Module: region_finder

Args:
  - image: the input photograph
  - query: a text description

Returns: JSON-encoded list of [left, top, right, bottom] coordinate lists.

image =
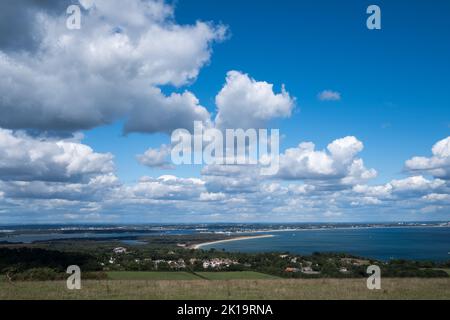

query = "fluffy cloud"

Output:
[[199, 192, 226, 202], [201, 164, 262, 194], [0, 129, 114, 182], [215, 71, 295, 129], [1, 128, 448, 222], [0, 128, 118, 204], [277, 136, 377, 187], [353, 184, 392, 198], [137, 144, 173, 169], [390, 176, 446, 193], [423, 193, 450, 202], [0, 174, 118, 201], [0, 0, 224, 133], [318, 90, 341, 101], [122, 175, 205, 201], [396, 138, 450, 215], [353, 176, 447, 203], [0, 2, 448, 223], [405, 136, 450, 179], [0, 0, 72, 52]]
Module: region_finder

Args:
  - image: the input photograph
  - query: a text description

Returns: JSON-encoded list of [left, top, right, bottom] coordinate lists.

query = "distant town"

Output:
[[1, 221, 449, 241]]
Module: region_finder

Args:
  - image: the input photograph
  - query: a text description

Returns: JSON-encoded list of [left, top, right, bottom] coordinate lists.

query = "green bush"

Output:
[[11, 268, 61, 281]]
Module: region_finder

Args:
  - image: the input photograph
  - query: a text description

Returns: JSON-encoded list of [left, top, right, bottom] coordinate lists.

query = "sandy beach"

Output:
[[190, 234, 275, 250]]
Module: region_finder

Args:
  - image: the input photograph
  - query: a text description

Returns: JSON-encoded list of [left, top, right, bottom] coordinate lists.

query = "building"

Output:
[[340, 258, 370, 266], [300, 265, 321, 275], [168, 259, 186, 269], [113, 247, 127, 254], [202, 258, 238, 269]]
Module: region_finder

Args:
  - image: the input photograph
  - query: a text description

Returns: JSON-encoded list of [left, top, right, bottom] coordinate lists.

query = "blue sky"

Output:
[[85, 0, 450, 183], [0, 0, 449, 223]]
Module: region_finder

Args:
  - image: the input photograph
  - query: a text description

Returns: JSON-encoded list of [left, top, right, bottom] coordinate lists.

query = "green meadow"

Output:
[[0, 274, 449, 300], [106, 271, 279, 281], [195, 272, 280, 280], [107, 271, 200, 281]]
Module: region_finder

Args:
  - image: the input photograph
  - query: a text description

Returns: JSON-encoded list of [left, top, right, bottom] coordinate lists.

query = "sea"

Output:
[[202, 227, 450, 261], [1, 224, 449, 261]]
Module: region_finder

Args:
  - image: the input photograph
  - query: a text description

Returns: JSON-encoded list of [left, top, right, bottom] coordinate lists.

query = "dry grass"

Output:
[[107, 271, 201, 280], [0, 278, 449, 300]]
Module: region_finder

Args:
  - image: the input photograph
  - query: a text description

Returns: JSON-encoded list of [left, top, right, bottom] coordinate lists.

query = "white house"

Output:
[[113, 247, 127, 254]]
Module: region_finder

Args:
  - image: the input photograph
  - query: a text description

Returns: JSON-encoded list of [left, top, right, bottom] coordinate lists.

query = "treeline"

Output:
[[81, 246, 450, 279], [0, 247, 102, 271], [0, 246, 449, 281], [0, 247, 103, 281]]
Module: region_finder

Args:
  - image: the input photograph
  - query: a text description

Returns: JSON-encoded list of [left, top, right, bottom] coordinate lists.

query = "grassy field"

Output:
[[0, 278, 449, 300], [107, 272, 200, 280], [107, 271, 279, 280], [196, 272, 280, 280]]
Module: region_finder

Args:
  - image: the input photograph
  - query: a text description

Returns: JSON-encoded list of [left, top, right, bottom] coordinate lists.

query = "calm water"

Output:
[[0, 230, 195, 244], [202, 227, 450, 261]]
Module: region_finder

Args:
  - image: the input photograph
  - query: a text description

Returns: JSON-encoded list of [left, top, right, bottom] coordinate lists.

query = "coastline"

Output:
[[190, 234, 275, 250], [211, 224, 450, 235]]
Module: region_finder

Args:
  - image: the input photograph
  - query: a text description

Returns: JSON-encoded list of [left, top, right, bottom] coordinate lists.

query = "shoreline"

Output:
[[190, 234, 275, 250], [209, 224, 450, 235]]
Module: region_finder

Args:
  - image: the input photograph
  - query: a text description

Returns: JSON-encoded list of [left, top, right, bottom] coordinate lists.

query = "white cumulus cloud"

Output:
[[137, 144, 173, 169], [215, 71, 295, 129], [405, 136, 450, 179], [0, 0, 225, 134], [0, 129, 114, 182], [277, 136, 376, 186]]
